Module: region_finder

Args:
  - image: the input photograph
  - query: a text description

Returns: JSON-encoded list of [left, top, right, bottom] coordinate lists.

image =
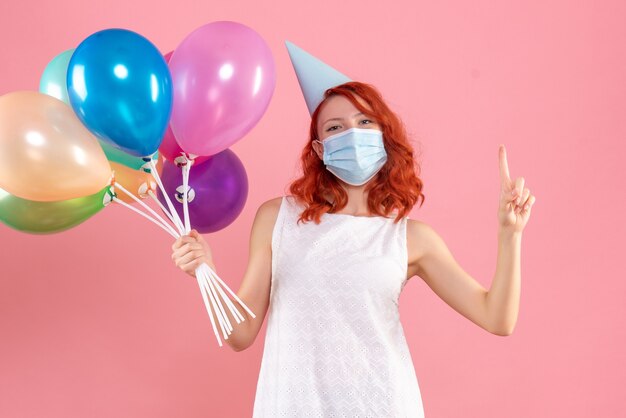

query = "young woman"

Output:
[[170, 50, 535, 418]]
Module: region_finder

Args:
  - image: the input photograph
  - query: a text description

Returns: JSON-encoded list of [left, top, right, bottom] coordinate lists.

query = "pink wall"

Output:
[[1, 0, 624, 416]]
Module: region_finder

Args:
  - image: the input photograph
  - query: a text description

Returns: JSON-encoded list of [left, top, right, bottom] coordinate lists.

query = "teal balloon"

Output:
[[39, 48, 75, 104], [100, 140, 159, 171], [67, 28, 173, 158], [0, 186, 111, 234]]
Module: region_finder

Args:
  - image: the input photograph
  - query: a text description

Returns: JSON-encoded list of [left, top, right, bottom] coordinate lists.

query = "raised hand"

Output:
[[498, 144, 536, 233]]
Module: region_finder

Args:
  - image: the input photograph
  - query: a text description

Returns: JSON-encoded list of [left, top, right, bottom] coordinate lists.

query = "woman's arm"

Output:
[[229, 197, 282, 350], [408, 220, 492, 334], [407, 145, 533, 337], [486, 229, 522, 335], [408, 220, 521, 336]]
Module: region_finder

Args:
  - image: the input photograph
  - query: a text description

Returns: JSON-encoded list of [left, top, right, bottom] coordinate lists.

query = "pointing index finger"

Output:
[[499, 144, 512, 186]]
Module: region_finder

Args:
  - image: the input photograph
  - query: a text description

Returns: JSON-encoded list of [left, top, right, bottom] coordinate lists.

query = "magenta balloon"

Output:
[[159, 124, 209, 165], [158, 51, 210, 165], [168, 21, 276, 157]]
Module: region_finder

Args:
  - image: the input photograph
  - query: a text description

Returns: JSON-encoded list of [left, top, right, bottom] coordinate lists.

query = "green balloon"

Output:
[[0, 185, 112, 234]]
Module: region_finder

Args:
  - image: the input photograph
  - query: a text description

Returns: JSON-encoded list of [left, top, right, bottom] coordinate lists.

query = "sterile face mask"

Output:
[[315, 127, 388, 186]]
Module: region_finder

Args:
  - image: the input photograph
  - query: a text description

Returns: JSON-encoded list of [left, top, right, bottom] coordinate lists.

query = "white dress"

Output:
[[252, 195, 425, 417]]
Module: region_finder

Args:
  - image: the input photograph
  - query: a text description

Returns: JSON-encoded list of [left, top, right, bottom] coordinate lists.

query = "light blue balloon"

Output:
[[67, 28, 172, 158], [39, 48, 75, 104]]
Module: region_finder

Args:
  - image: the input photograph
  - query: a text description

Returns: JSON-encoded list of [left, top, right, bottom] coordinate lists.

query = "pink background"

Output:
[[1, 1, 624, 417]]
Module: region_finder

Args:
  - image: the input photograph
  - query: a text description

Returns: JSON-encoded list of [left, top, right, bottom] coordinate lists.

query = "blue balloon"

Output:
[[67, 28, 172, 157]]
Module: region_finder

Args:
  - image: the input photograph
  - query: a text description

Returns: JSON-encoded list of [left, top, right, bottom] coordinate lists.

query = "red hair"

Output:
[[288, 81, 425, 224]]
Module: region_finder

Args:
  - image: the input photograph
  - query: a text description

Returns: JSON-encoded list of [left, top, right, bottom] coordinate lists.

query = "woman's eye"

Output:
[[360, 119, 373, 125], [326, 125, 340, 132]]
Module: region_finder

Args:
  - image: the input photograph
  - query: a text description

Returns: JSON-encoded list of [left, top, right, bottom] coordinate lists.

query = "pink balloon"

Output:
[[158, 51, 210, 166], [168, 21, 276, 157]]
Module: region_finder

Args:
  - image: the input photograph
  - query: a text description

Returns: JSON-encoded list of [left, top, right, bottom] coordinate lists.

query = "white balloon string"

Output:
[[112, 196, 178, 239], [114, 181, 180, 238], [204, 268, 245, 324], [200, 262, 256, 319], [182, 159, 193, 234], [147, 190, 180, 233], [148, 159, 185, 235], [196, 274, 223, 347], [200, 263, 245, 323], [198, 266, 229, 340], [199, 266, 233, 333]]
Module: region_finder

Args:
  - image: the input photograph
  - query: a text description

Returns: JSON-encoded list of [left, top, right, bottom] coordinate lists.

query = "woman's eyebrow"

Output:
[[322, 112, 365, 125]]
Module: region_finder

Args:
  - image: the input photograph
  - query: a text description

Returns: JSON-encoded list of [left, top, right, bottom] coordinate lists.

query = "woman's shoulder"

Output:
[[258, 194, 304, 211], [405, 218, 434, 276], [249, 196, 285, 238], [255, 195, 301, 223], [256, 196, 284, 219], [406, 217, 435, 237], [406, 217, 447, 266]]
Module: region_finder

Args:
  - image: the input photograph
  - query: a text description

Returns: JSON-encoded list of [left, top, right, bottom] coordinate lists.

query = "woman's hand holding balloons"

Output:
[[498, 144, 536, 234], [171, 229, 216, 278]]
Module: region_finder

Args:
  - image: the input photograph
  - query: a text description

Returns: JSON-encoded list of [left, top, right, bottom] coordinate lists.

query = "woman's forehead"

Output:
[[318, 94, 371, 122]]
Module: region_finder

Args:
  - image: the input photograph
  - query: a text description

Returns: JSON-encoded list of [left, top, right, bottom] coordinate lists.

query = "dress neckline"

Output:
[[323, 211, 398, 220], [286, 195, 401, 221]]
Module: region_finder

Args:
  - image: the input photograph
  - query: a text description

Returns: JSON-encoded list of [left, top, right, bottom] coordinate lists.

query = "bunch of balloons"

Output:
[[0, 22, 276, 347]]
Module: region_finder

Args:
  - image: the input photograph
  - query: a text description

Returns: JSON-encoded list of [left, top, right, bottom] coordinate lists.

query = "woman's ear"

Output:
[[312, 140, 323, 160]]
